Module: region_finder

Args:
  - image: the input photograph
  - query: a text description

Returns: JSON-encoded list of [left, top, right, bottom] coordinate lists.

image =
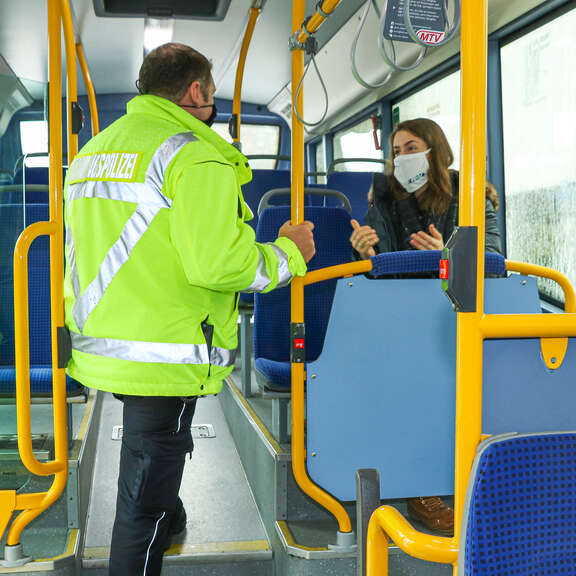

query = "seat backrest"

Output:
[[326, 171, 373, 222], [11, 167, 50, 204], [305, 267, 550, 501], [257, 187, 352, 215], [254, 206, 353, 363], [460, 432, 576, 576], [12, 167, 50, 185], [0, 203, 50, 366], [241, 169, 291, 231]]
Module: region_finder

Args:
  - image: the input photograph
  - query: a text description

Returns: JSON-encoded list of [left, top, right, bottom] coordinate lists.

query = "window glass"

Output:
[[211, 123, 280, 169], [392, 70, 461, 169], [314, 140, 326, 184], [332, 117, 383, 173], [501, 8, 576, 303], [20, 120, 49, 167]]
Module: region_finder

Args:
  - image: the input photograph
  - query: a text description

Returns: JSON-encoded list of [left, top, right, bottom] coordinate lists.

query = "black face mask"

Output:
[[180, 103, 217, 127]]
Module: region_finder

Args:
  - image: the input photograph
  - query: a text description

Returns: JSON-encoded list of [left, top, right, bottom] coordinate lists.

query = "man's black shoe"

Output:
[[168, 498, 187, 536], [164, 498, 187, 551]]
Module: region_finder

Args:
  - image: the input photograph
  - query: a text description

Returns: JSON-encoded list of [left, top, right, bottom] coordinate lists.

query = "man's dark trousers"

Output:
[[109, 395, 197, 576]]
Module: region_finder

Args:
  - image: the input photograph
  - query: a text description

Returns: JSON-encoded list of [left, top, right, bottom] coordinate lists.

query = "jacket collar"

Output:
[[127, 95, 252, 185]]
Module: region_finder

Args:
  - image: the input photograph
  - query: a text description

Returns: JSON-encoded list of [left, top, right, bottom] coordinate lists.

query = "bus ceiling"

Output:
[[0, 0, 551, 137]]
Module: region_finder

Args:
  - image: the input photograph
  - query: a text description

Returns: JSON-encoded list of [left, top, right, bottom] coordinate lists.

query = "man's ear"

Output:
[[187, 81, 203, 105]]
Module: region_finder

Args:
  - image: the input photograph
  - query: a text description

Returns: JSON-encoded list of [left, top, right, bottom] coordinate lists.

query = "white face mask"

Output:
[[393, 149, 431, 194]]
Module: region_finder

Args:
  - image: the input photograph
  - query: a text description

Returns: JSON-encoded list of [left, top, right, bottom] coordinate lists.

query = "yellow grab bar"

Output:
[[304, 260, 372, 285], [76, 42, 99, 136], [367, 506, 458, 576], [232, 6, 260, 148], [4, 0, 69, 549], [295, 0, 342, 43], [61, 0, 78, 163], [506, 260, 576, 312], [290, 0, 352, 537], [13, 221, 66, 478]]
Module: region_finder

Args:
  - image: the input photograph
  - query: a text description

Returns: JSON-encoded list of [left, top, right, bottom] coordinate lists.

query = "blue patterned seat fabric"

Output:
[[0, 203, 83, 396], [461, 432, 576, 575]]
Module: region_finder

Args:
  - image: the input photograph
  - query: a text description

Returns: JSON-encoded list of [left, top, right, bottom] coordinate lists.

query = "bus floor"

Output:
[[221, 366, 452, 576], [81, 392, 272, 575], [0, 392, 97, 575]]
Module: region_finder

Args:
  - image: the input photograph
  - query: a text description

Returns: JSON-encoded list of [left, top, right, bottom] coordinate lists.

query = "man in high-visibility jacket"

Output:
[[64, 43, 315, 575]]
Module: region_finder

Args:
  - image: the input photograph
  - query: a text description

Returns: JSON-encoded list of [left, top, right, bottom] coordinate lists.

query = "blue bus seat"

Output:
[[257, 187, 352, 215], [304, 251, 576, 501], [326, 171, 373, 222], [241, 169, 291, 231], [7, 167, 68, 204], [239, 183, 348, 311], [238, 169, 292, 310], [0, 203, 84, 397], [253, 206, 353, 391], [12, 167, 50, 185], [460, 431, 576, 575]]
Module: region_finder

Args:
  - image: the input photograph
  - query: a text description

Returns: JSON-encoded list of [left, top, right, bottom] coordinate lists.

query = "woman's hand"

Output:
[[350, 219, 379, 259], [410, 224, 444, 250]]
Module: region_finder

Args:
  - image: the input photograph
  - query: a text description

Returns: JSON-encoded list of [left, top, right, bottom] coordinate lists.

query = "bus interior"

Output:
[[1, 0, 576, 575]]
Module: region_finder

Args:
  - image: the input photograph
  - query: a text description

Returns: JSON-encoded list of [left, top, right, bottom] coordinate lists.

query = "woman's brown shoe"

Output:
[[406, 496, 454, 536]]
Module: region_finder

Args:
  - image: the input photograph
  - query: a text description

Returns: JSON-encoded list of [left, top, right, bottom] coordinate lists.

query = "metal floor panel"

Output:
[[83, 392, 269, 559], [0, 403, 87, 440]]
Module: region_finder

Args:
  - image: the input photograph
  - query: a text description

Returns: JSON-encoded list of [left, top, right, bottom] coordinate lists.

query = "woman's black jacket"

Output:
[[363, 171, 502, 255]]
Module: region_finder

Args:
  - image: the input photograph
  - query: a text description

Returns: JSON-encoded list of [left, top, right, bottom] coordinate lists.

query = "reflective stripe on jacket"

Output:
[[64, 95, 306, 396]]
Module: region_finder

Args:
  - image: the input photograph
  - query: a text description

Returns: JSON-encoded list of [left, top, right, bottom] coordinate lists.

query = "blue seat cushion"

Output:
[[255, 358, 301, 391]]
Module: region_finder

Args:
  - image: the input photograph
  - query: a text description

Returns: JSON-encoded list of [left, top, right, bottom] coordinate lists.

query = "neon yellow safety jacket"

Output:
[[63, 95, 306, 396]]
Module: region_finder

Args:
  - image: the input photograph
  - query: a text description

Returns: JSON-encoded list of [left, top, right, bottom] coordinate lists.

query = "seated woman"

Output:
[[350, 118, 502, 535], [350, 117, 501, 259]]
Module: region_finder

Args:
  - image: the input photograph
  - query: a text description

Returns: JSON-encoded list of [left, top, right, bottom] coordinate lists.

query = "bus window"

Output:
[[392, 70, 461, 170], [501, 7, 576, 304], [315, 139, 326, 183], [20, 120, 49, 167], [212, 122, 280, 169], [332, 116, 382, 172]]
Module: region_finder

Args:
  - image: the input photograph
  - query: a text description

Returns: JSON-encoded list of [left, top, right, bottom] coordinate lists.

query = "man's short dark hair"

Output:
[[138, 43, 213, 103]]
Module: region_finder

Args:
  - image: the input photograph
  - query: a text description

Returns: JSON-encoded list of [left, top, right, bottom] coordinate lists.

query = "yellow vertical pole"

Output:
[[61, 0, 78, 163], [290, 0, 352, 536], [76, 42, 99, 137], [232, 6, 260, 148], [47, 0, 68, 503], [452, 0, 488, 564], [8, 0, 68, 546]]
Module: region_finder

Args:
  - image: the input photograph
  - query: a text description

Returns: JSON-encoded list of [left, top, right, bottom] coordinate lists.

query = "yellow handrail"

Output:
[[61, 0, 78, 163], [76, 42, 99, 137], [506, 260, 576, 312], [367, 507, 457, 575], [295, 0, 342, 44], [290, 0, 352, 536], [304, 260, 372, 285], [232, 6, 261, 148], [5, 0, 68, 549]]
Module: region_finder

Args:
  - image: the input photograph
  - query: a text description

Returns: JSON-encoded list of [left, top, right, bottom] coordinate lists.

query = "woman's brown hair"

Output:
[[387, 118, 454, 215]]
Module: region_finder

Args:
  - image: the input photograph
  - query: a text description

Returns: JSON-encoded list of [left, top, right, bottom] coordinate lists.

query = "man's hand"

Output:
[[278, 220, 316, 263], [350, 219, 378, 259], [409, 224, 444, 250]]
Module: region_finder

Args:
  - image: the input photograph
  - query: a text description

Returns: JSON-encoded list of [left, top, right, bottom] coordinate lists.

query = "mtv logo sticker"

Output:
[[383, 0, 446, 44]]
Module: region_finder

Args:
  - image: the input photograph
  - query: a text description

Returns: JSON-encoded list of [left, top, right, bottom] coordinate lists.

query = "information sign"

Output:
[[383, 0, 446, 45]]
